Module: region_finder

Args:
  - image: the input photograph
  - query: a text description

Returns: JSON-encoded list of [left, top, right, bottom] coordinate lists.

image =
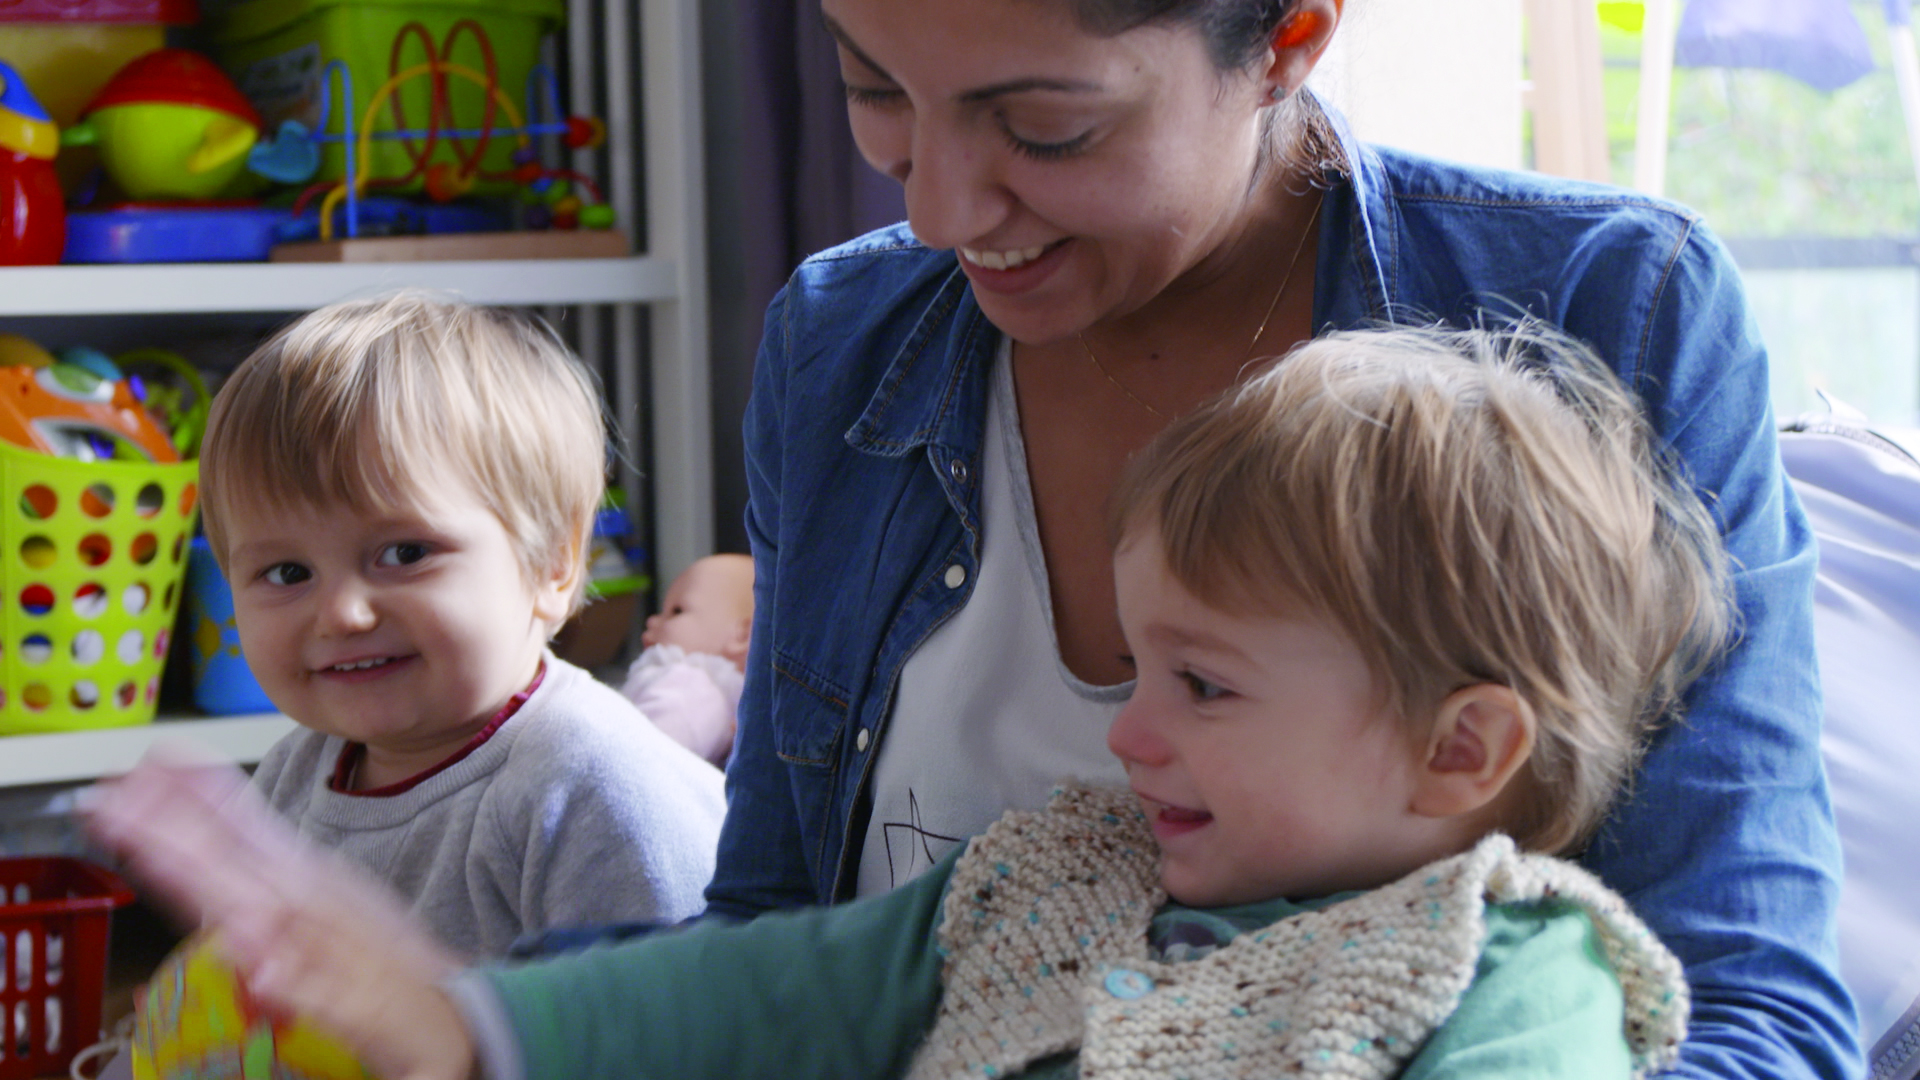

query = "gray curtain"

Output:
[[704, 0, 907, 551]]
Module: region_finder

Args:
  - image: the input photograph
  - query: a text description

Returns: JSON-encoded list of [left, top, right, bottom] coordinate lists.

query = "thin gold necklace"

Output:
[[1077, 195, 1323, 421]]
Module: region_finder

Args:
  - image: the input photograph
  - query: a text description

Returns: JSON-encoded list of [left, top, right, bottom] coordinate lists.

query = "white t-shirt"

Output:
[[855, 340, 1130, 896]]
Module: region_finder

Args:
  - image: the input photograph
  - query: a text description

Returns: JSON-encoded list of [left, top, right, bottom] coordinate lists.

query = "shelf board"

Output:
[[0, 714, 296, 788], [0, 257, 679, 316]]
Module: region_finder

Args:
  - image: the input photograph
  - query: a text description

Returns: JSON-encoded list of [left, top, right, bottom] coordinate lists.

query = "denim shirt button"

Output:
[[944, 564, 966, 589], [1103, 969, 1154, 1000], [855, 728, 870, 752], [949, 458, 970, 484]]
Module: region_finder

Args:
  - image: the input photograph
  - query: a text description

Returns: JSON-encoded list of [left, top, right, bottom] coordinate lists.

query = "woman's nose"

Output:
[[899, 121, 1011, 253], [1107, 694, 1173, 769]]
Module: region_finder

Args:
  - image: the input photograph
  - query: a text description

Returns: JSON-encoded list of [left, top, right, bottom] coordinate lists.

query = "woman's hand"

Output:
[[87, 752, 478, 1080]]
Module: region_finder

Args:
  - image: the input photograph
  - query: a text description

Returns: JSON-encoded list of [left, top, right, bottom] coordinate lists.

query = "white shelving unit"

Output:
[[0, 0, 710, 789], [0, 715, 296, 788]]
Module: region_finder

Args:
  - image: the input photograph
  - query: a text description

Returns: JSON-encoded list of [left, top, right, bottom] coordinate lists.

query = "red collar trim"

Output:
[[329, 662, 547, 796]]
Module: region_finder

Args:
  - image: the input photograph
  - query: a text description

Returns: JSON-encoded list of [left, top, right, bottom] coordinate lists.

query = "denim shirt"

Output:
[[717, 131, 1858, 1079]]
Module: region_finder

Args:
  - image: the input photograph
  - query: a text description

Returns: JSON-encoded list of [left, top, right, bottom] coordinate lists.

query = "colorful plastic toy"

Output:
[[0, 333, 55, 368], [115, 346, 210, 458], [0, 59, 64, 264], [297, 22, 614, 241], [132, 935, 373, 1080], [0, 360, 181, 463], [60, 49, 263, 200]]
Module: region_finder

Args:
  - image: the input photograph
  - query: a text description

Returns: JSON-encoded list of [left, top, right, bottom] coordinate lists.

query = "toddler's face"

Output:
[[222, 474, 571, 780], [1107, 532, 1434, 906]]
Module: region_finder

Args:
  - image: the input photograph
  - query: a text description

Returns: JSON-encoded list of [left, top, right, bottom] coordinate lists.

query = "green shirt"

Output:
[[486, 851, 1632, 1080]]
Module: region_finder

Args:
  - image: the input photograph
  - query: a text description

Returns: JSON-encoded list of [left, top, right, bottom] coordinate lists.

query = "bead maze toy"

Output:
[[267, 19, 626, 261]]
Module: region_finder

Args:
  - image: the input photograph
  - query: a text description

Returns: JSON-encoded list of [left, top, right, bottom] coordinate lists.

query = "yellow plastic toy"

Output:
[[132, 935, 374, 1080]]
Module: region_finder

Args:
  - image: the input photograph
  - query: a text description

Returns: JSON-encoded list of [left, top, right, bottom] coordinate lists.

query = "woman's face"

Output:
[[823, 0, 1285, 345]]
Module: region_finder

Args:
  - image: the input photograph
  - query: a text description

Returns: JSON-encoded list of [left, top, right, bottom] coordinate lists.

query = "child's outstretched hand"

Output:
[[88, 752, 478, 1080]]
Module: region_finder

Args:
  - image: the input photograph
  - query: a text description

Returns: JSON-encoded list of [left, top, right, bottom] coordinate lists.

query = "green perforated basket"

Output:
[[0, 443, 198, 736]]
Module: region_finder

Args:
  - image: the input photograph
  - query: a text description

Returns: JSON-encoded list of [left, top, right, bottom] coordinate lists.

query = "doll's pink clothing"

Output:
[[621, 643, 742, 767]]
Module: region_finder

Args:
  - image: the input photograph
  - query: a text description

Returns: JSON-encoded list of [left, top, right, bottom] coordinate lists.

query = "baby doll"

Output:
[[621, 553, 754, 765]]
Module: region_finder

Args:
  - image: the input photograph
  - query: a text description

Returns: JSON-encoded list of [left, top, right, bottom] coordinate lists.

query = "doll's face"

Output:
[[641, 555, 754, 667]]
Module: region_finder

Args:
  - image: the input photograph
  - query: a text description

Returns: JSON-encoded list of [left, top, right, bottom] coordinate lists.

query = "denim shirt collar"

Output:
[[843, 259, 996, 468], [842, 95, 1396, 470]]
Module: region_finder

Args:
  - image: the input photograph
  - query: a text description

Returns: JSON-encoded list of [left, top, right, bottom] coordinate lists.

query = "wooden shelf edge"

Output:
[[0, 714, 295, 788], [0, 256, 680, 316]]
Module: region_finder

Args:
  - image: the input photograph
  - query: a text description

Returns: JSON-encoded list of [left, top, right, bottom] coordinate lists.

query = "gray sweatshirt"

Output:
[[252, 655, 726, 958]]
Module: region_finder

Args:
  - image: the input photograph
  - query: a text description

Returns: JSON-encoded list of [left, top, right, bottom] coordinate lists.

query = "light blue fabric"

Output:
[[710, 105, 1857, 1078], [1780, 428, 1920, 1080]]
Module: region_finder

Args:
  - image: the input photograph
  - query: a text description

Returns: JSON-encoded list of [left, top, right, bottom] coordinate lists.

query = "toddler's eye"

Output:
[[263, 563, 311, 586], [1180, 670, 1227, 702], [376, 542, 431, 567]]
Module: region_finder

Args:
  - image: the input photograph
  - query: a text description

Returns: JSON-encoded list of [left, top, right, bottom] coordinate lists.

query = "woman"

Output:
[[710, 0, 1857, 1076]]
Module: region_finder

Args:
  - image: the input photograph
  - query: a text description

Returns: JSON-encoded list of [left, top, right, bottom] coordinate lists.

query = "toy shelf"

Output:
[[0, 257, 680, 315], [0, 714, 296, 787], [0, 0, 714, 792]]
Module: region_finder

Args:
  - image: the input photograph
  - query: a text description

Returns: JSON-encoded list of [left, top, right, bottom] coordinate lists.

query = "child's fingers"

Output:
[[88, 754, 311, 924]]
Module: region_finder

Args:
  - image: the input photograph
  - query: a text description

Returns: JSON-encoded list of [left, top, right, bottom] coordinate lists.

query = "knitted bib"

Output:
[[908, 785, 1687, 1080]]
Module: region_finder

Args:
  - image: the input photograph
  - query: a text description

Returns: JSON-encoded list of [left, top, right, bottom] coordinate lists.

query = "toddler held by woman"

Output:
[[98, 324, 1729, 1080]]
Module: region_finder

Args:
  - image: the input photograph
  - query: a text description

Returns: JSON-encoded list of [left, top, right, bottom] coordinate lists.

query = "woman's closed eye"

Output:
[[842, 82, 905, 109], [996, 113, 1094, 161], [375, 542, 432, 568], [262, 562, 311, 587]]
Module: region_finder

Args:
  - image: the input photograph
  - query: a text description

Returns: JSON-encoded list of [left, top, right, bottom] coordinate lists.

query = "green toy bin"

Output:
[[213, 0, 564, 193], [0, 444, 198, 736]]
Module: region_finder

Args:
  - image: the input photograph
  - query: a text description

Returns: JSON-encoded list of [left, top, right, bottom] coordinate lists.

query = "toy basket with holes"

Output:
[[0, 443, 197, 736], [0, 858, 134, 1080]]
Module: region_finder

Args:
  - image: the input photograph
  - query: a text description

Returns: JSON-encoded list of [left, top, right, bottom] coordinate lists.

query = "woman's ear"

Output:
[[1408, 683, 1536, 821], [1262, 0, 1343, 100]]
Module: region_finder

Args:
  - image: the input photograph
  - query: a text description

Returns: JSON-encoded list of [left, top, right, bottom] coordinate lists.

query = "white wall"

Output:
[[1309, 0, 1525, 171]]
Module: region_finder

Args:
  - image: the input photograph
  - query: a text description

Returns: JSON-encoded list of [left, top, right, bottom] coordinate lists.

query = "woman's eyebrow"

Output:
[[821, 13, 1103, 102], [957, 77, 1104, 103], [822, 15, 894, 82]]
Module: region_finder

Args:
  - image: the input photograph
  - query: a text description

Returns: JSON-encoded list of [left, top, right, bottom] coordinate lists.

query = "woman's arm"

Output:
[[703, 281, 824, 919], [1574, 223, 1858, 1079]]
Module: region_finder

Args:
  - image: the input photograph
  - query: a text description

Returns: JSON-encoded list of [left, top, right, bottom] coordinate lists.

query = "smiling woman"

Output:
[[697, 0, 1860, 1076]]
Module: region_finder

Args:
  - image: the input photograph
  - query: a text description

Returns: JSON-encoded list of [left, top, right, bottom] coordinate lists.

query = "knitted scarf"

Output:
[[908, 785, 1686, 1080]]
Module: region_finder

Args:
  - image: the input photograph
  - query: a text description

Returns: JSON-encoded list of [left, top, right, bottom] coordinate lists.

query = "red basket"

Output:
[[0, 858, 132, 1080]]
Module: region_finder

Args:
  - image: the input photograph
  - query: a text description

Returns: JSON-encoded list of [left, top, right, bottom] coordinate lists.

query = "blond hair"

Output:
[[199, 290, 606, 614], [1111, 325, 1733, 854]]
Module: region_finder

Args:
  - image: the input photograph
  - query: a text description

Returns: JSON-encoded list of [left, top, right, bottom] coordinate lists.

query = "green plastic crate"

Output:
[[213, 0, 564, 192], [0, 445, 197, 735]]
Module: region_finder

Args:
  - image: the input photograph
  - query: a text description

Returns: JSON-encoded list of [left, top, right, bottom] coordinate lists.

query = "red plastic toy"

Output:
[[0, 60, 64, 264]]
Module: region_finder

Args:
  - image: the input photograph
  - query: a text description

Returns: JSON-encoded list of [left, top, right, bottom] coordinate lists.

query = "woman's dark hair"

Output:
[[1063, 0, 1342, 173], [1066, 0, 1299, 70]]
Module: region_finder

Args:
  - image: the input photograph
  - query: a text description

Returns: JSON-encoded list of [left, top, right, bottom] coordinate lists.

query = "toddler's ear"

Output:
[[1408, 684, 1535, 821], [531, 547, 582, 631]]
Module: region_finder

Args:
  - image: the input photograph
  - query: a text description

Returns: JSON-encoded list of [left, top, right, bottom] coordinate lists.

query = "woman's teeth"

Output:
[[961, 244, 1049, 271], [330, 657, 393, 672]]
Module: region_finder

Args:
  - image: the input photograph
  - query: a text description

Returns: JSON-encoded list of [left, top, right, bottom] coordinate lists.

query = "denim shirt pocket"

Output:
[[769, 649, 854, 868]]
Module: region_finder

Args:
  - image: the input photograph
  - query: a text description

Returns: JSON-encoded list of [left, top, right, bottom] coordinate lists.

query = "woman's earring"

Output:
[[1269, 84, 1289, 103]]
